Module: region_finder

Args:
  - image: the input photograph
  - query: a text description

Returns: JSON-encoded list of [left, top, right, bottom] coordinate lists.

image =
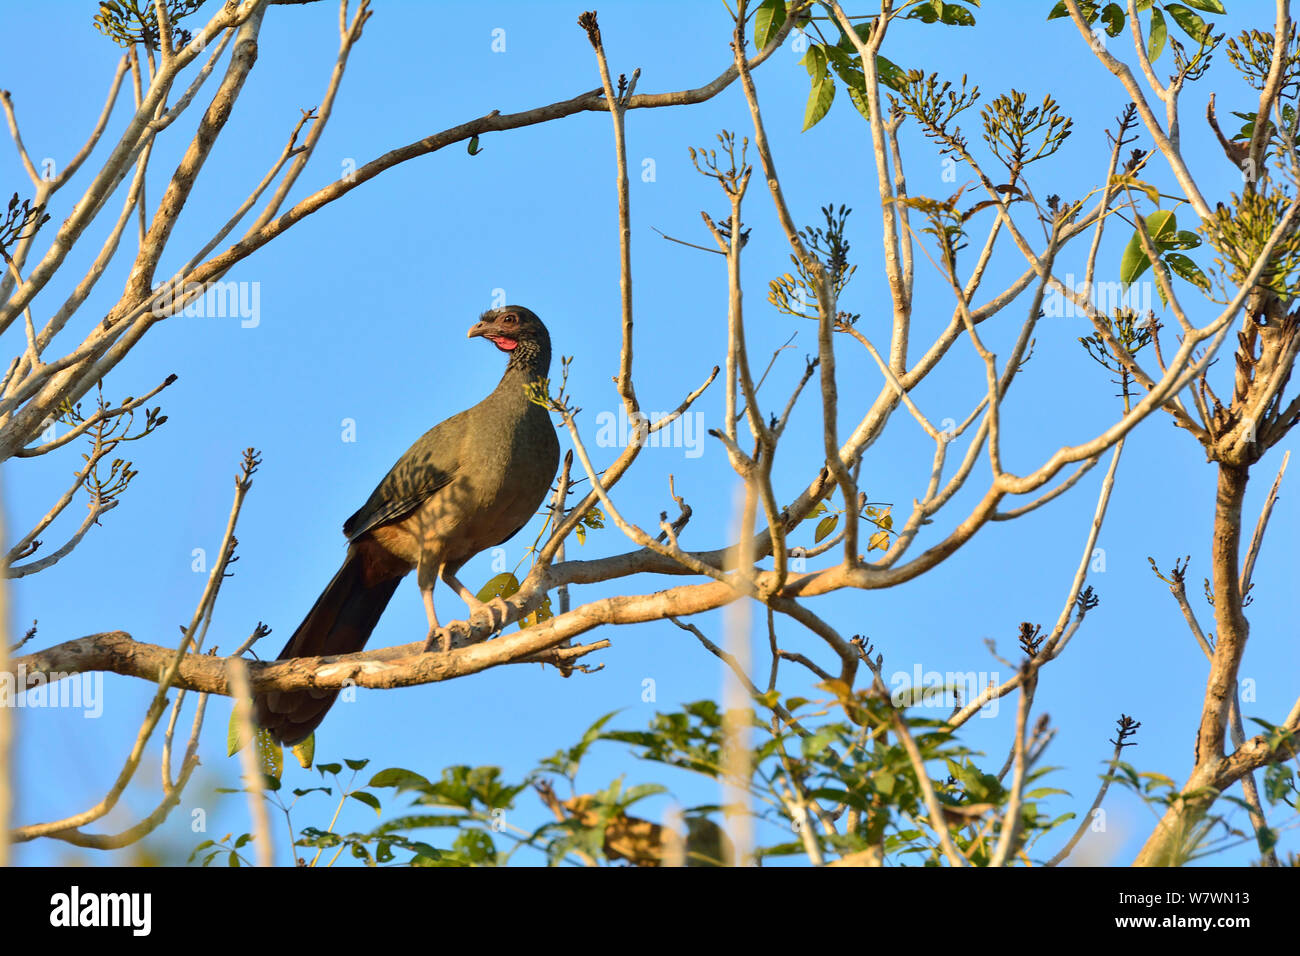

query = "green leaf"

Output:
[[1179, 0, 1225, 13], [836, 21, 873, 51], [1100, 2, 1124, 36], [754, 0, 787, 49], [1153, 262, 1171, 306], [452, 829, 497, 865], [1047, 0, 1099, 21], [876, 55, 908, 92], [255, 727, 283, 782], [1120, 236, 1154, 286], [344, 758, 370, 771], [846, 84, 871, 119], [520, 594, 553, 630], [368, 767, 434, 790], [800, 43, 827, 79], [801, 726, 841, 757], [907, 0, 976, 25], [1025, 787, 1071, 799], [1232, 109, 1261, 142], [1263, 764, 1294, 805], [1163, 3, 1208, 40], [476, 572, 520, 603], [904, 0, 977, 24], [1165, 252, 1209, 289], [1257, 826, 1278, 853], [1139, 770, 1176, 792], [823, 43, 860, 83], [1148, 6, 1167, 60], [296, 827, 343, 848], [823, 44, 877, 120], [908, 0, 941, 22], [1145, 209, 1177, 242], [1119, 210, 1178, 286], [939, 3, 976, 26], [799, 45, 834, 133], [803, 72, 835, 131], [226, 701, 249, 757], [754, 688, 782, 711], [292, 734, 315, 769], [809, 786, 869, 811], [350, 791, 383, 816], [407, 841, 443, 860], [814, 514, 839, 543], [621, 782, 670, 806], [467, 135, 483, 156], [373, 813, 466, 834], [1109, 172, 1160, 203]]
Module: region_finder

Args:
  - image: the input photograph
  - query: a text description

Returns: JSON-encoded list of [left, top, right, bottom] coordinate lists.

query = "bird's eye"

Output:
[[503, 313, 518, 325]]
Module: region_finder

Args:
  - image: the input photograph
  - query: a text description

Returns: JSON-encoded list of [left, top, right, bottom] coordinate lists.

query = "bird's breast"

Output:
[[436, 403, 559, 559]]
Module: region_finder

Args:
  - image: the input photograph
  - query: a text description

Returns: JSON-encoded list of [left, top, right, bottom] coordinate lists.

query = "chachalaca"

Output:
[[254, 306, 560, 744]]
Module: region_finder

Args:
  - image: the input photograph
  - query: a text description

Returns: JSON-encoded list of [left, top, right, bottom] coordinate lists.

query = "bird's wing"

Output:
[[342, 412, 466, 540]]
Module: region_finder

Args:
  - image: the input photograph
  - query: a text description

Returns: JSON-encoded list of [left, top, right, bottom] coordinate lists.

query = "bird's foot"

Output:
[[423, 626, 452, 653], [470, 595, 511, 634]]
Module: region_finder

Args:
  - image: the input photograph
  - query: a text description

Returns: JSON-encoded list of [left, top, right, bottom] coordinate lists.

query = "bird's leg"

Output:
[[421, 588, 453, 653], [422, 588, 440, 630], [443, 569, 510, 633], [418, 558, 451, 653]]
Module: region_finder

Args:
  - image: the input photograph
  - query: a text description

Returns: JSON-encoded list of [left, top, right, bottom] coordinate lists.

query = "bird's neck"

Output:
[[494, 338, 551, 399]]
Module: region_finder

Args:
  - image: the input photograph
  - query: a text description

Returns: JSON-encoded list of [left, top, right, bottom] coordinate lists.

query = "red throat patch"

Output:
[[488, 336, 519, 351]]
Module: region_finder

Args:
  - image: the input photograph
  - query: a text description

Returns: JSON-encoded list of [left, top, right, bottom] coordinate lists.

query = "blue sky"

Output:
[[3, 0, 1296, 866]]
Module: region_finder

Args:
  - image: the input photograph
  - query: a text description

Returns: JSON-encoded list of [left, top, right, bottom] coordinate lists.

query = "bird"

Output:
[[254, 306, 561, 744]]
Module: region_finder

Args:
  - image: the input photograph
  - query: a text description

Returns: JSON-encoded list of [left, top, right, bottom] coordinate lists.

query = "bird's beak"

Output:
[[468, 318, 519, 352]]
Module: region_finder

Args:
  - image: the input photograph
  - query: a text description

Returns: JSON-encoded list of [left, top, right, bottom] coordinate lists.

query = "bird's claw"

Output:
[[470, 596, 511, 634], [423, 626, 452, 653]]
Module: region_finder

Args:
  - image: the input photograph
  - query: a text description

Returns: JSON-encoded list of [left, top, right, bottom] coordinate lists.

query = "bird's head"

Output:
[[467, 306, 548, 354]]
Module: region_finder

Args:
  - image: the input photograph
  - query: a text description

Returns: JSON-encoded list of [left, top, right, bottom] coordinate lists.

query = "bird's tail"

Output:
[[254, 548, 400, 745]]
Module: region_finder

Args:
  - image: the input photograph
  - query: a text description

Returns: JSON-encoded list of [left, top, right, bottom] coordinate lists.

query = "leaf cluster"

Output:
[[1049, 0, 1225, 75], [1204, 187, 1300, 297], [93, 0, 203, 49], [0, 193, 48, 264], [980, 91, 1073, 184], [769, 204, 859, 321]]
